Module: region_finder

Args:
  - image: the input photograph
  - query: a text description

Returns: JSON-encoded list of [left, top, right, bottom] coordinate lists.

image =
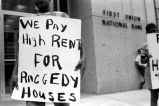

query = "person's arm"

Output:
[[10, 42, 19, 93], [10, 61, 18, 93], [12, 61, 18, 75], [135, 55, 140, 66]]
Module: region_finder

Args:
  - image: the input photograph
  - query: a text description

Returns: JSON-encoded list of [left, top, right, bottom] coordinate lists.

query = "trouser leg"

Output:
[[54, 103, 70, 106], [26, 101, 45, 106], [138, 66, 145, 82], [26, 101, 70, 106], [150, 89, 158, 106], [138, 66, 145, 89]]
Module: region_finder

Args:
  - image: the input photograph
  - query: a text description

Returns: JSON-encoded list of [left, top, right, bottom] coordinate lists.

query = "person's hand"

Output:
[[10, 73, 18, 94], [75, 57, 86, 71], [75, 57, 86, 78]]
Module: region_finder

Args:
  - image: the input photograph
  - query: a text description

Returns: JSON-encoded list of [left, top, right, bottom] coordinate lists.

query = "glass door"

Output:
[[2, 13, 33, 95], [0, 0, 35, 95], [4, 15, 20, 94]]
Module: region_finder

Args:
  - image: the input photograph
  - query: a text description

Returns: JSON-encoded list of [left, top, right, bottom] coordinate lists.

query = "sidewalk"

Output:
[[0, 89, 152, 106], [69, 89, 150, 106]]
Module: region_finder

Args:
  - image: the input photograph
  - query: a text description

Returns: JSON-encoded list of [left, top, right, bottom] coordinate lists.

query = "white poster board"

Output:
[[147, 33, 159, 89], [11, 16, 81, 103], [149, 58, 159, 89]]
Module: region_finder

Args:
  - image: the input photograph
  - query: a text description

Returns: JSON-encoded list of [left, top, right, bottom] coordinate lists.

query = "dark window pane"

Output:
[[2, 0, 35, 13], [60, 0, 68, 13], [5, 61, 15, 94], [4, 15, 19, 59], [4, 32, 15, 59], [54, 0, 58, 11], [4, 15, 19, 94]]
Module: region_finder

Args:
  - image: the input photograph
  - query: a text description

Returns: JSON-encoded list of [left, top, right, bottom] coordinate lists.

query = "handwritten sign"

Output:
[[149, 58, 159, 89], [147, 33, 159, 89], [11, 16, 81, 103], [147, 33, 159, 59]]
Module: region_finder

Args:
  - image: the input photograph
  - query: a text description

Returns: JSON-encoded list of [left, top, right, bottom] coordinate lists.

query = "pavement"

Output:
[[0, 89, 155, 106]]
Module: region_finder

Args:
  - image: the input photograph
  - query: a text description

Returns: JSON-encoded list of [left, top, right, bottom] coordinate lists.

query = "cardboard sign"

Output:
[[149, 58, 159, 89], [11, 16, 81, 103], [147, 33, 159, 59], [147, 33, 159, 89]]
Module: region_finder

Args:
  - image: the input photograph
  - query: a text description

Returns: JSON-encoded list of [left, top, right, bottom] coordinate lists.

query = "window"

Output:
[[60, 0, 68, 13], [52, 0, 68, 14], [2, 0, 69, 14], [2, 0, 35, 13], [155, 0, 159, 29], [4, 15, 19, 94]]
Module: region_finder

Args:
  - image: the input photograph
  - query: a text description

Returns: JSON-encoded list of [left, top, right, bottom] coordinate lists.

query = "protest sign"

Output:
[[147, 33, 159, 59], [149, 58, 159, 89], [11, 16, 81, 103], [147, 33, 159, 89]]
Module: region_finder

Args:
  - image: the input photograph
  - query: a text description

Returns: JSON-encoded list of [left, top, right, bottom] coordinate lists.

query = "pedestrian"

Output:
[[10, 0, 86, 106], [144, 23, 159, 106], [135, 48, 148, 89]]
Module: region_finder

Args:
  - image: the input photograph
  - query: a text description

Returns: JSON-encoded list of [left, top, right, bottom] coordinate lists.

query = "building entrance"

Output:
[[0, 12, 33, 96], [3, 14, 32, 95], [4, 29, 18, 94]]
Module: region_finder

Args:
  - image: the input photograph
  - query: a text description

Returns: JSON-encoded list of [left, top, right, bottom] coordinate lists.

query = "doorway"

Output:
[[3, 14, 31, 95], [0, 12, 33, 96], [0, 0, 35, 96]]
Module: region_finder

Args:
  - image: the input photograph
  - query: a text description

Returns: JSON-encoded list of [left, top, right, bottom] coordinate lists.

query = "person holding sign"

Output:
[[144, 23, 159, 106], [10, 0, 86, 106]]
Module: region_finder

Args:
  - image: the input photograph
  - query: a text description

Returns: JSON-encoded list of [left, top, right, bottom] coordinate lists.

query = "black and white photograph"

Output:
[[0, 0, 159, 106]]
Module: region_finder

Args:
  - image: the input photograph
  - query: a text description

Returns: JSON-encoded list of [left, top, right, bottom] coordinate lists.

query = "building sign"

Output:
[[11, 16, 81, 103], [102, 10, 142, 30], [124, 14, 141, 22], [147, 33, 159, 89], [103, 10, 120, 18], [102, 20, 128, 29]]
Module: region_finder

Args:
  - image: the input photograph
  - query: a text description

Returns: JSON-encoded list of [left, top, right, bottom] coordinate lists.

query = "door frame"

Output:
[[0, 10, 33, 96]]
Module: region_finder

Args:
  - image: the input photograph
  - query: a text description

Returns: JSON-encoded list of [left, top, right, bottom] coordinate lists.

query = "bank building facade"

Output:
[[0, 0, 159, 97]]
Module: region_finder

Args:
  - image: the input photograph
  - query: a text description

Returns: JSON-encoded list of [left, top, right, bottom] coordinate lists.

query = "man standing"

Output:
[[10, 0, 86, 106], [145, 23, 159, 106]]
